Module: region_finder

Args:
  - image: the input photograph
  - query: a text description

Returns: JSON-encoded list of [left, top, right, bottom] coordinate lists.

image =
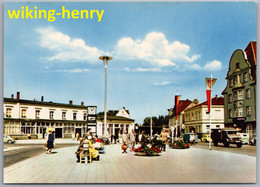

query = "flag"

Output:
[[175, 95, 181, 120], [205, 77, 217, 113]]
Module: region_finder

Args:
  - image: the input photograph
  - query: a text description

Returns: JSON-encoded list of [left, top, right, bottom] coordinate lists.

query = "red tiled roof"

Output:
[[177, 100, 192, 113], [186, 96, 224, 110], [244, 41, 257, 82]]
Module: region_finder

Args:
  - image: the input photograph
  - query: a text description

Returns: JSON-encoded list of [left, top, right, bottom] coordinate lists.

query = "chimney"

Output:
[[81, 102, 84, 106], [17, 92, 20, 101], [41, 96, 44, 102], [69, 100, 73, 105], [11, 94, 14, 99]]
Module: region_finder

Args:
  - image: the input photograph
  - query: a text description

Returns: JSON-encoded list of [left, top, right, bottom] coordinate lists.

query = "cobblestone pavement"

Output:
[[3, 143, 256, 184]]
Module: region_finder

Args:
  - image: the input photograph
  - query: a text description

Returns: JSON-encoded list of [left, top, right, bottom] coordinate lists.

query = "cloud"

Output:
[[53, 68, 89, 73], [187, 60, 222, 71], [124, 67, 161, 72], [152, 81, 172, 86], [36, 28, 221, 72], [114, 32, 200, 67], [37, 27, 107, 63], [204, 60, 222, 71]]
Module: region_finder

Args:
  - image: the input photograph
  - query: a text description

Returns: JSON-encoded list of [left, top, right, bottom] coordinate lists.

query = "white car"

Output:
[[238, 133, 249, 144]]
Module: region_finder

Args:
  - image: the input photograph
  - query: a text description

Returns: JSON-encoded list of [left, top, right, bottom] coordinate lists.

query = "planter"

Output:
[[135, 152, 160, 156], [135, 152, 148, 156]]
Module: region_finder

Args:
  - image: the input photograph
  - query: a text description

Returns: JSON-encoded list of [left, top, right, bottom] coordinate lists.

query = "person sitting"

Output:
[[75, 137, 100, 163], [93, 135, 104, 152]]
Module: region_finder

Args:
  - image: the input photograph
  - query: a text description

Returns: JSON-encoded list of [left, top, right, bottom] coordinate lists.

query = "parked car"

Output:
[[249, 136, 256, 146], [237, 133, 249, 144], [211, 128, 242, 148], [201, 134, 212, 143], [3, 135, 15, 144], [183, 133, 199, 143]]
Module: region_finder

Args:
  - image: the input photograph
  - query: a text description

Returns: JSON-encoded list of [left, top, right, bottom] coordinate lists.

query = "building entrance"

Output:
[[55, 128, 63, 138], [75, 128, 82, 138]]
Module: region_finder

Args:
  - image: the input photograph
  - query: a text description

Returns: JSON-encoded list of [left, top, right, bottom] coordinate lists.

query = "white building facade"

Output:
[[184, 96, 225, 137], [4, 92, 93, 139]]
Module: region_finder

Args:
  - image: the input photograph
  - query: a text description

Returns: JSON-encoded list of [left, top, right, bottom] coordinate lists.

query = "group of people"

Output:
[[75, 129, 102, 163], [121, 129, 136, 153], [121, 128, 169, 153]]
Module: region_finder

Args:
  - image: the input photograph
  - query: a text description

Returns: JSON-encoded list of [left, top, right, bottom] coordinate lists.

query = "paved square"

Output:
[[4, 144, 256, 183]]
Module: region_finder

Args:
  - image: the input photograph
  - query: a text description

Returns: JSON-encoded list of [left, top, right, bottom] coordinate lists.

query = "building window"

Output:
[[22, 109, 27, 118], [246, 89, 251, 99], [234, 91, 237, 101], [229, 78, 233, 87], [73, 113, 77, 120], [238, 90, 243, 100], [238, 107, 243, 117], [229, 109, 232, 118], [49, 111, 54, 119], [237, 74, 242, 84], [35, 110, 40, 119], [246, 106, 251, 116], [234, 109, 238, 117], [62, 112, 66, 120], [243, 72, 248, 82], [236, 63, 240, 69], [83, 113, 87, 120], [6, 108, 12, 117], [228, 94, 232, 103]]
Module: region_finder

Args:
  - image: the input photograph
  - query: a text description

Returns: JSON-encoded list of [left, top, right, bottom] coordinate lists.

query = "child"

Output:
[[121, 142, 128, 153]]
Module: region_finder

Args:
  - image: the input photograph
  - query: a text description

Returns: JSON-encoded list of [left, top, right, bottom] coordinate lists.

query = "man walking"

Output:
[[129, 129, 136, 151]]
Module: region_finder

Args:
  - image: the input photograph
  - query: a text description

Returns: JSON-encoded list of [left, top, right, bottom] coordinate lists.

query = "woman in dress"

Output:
[[46, 131, 55, 154]]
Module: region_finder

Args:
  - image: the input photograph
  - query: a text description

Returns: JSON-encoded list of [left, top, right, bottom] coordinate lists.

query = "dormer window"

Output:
[[236, 62, 240, 69]]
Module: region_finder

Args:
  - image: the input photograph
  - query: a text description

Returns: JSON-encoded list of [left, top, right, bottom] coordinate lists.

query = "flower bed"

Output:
[[133, 135, 161, 156], [169, 140, 190, 149], [133, 146, 161, 156]]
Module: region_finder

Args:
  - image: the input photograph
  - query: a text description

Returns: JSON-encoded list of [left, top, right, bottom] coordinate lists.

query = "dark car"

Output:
[[183, 133, 198, 143], [211, 128, 242, 148]]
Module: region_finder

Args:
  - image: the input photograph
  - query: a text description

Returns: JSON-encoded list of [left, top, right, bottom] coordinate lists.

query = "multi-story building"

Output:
[[184, 96, 225, 137], [3, 92, 135, 140], [168, 99, 196, 135], [222, 41, 257, 139], [3, 92, 92, 139]]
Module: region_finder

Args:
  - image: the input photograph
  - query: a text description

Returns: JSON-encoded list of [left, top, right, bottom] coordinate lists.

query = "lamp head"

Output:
[[99, 56, 112, 68]]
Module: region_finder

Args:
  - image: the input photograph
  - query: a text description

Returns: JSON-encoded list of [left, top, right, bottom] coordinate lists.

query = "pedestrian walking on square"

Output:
[[122, 131, 128, 153], [46, 131, 55, 154], [129, 129, 136, 151], [160, 128, 168, 151]]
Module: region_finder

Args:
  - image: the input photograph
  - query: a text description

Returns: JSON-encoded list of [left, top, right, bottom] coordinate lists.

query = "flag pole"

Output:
[[209, 73, 213, 150]]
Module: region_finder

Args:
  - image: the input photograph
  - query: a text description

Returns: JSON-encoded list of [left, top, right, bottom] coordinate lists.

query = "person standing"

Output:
[[160, 128, 168, 152], [122, 131, 128, 153], [46, 131, 55, 154], [129, 129, 136, 151], [76, 132, 80, 141]]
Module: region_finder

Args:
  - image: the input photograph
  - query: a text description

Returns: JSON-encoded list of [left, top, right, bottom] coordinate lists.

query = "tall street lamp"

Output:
[[99, 56, 112, 137]]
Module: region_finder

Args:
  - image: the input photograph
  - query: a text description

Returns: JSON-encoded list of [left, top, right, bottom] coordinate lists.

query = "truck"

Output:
[[211, 128, 243, 148]]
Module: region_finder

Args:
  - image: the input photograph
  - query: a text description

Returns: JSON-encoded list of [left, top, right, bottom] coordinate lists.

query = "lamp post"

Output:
[[99, 56, 112, 137]]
